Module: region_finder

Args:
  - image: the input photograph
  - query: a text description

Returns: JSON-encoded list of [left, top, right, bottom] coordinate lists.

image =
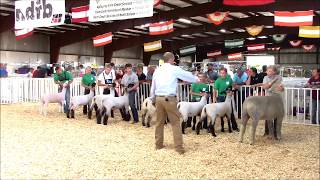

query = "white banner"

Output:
[[89, 0, 153, 22], [15, 0, 65, 29]]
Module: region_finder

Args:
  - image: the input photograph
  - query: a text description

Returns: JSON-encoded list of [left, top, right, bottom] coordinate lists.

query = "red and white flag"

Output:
[[247, 44, 265, 51], [207, 50, 222, 58], [92, 32, 112, 47], [154, 0, 161, 6], [274, 11, 314, 27], [228, 52, 242, 60], [15, 28, 34, 40], [223, 0, 274, 6], [72, 5, 89, 23], [289, 40, 302, 47], [207, 12, 228, 25], [149, 20, 174, 35], [302, 45, 315, 51]]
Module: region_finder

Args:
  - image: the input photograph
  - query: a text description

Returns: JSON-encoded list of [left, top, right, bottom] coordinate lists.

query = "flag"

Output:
[[180, 46, 196, 55], [228, 53, 242, 60], [92, 32, 112, 47], [15, 28, 34, 40], [225, 39, 244, 48], [223, 0, 274, 6], [289, 40, 302, 47], [207, 12, 228, 25], [274, 11, 314, 27], [154, 0, 161, 6], [51, 14, 63, 23], [302, 45, 315, 51], [299, 26, 320, 38], [247, 44, 265, 51], [149, 20, 174, 35], [267, 47, 280, 51], [144, 40, 162, 52], [272, 34, 287, 43], [72, 5, 89, 23], [207, 50, 222, 58], [246, 25, 264, 36]]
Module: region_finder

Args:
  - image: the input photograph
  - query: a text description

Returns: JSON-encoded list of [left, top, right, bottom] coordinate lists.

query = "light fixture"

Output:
[[247, 37, 256, 40], [258, 36, 268, 39], [219, 29, 227, 33], [178, 18, 192, 24], [265, 25, 274, 28], [181, 34, 190, 37]]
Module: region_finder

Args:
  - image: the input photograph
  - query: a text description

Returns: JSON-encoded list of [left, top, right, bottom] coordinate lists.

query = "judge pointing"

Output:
[[150, 52, 199, 154]]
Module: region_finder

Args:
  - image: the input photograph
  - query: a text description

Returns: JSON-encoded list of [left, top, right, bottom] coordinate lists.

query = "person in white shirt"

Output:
[[150, 52, 199, 155]]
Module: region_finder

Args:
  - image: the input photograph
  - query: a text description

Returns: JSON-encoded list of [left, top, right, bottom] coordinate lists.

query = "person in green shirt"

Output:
[[187, 73, 210, 130], [81, 66, 96, 115], [54, 66, 73, 114]]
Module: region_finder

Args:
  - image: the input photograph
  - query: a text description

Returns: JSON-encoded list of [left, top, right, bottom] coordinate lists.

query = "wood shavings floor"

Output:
[[1, 103, 319, 179]]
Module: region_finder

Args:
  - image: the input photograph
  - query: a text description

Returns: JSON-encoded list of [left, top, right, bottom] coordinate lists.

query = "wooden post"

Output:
[[104, 44, 114, 64], [50, 37, 60, 65], [143, 51, 151, 66]]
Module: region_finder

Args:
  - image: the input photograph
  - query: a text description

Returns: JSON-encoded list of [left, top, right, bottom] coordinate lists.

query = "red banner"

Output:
[[223, 0, 275, 6]]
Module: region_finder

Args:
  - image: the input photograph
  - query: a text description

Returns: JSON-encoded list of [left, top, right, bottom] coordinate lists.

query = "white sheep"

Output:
[[141, 97, 156, 127], [196, 92, 236, 137], [98, 91, 130, 125], [177, 94, 208, 134], [88, 94, 112, 119], [39, 82, 68, 116], [239, 95, 284, 145], [67, 83, 96, 118]]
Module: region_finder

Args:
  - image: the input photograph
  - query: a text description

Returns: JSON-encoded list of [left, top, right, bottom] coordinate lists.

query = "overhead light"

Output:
[[181, 34, 190, 37], [258, 36, 268, 39], [247, 37, 256, 40], [265, 25, 274, 28], [178, 18, 192, 24], [219, 29, 227, 33]]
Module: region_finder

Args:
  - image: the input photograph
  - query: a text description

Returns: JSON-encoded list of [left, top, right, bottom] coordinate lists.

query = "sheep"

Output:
[[67, 83, 96, 119], [196, 92, 236, 137], [177, 94, 208, 134], [39, 82, 68, 116], [98, 90, 131, 125], [239, 95, 284, 145], [141, 97, 156, 127], [88, 94, 112, 119]]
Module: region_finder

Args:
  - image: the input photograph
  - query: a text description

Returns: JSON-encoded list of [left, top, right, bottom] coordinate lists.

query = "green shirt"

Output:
[[214, 76, 233, 97], [82, 73, 96, 86], [191, 83, 210, 101], [54, 71, 73, 83]]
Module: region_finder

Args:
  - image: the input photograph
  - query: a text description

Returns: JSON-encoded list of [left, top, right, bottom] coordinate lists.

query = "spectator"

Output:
[[81, 66, 96, 115], [136, 67, 146, 82], [146, 66, 155, 81], [246, 67, 264, 96], [110, 62, 116, 80], [233, 67, 248, 118], [306, 68, 320, 124], [79, 64, 85, 77], [233, 67, 248, 86], [0, 63, 8, 78], [259, 65, 267, 80], [33, 66, 47, 78], [205, 64, 218, 83]]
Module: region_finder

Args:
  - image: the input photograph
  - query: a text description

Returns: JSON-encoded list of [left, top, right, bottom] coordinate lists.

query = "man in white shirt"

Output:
[[150, 52, 199, 154]]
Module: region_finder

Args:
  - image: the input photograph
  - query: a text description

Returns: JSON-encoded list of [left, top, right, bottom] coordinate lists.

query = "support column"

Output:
[[104, 44, 114, 65], [143, 51, 152, 66], [50, 37, 60, 65]]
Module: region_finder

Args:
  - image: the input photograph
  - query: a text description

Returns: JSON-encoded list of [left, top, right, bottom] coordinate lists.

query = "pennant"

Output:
[[267, 47, 281, 51], [149, 20, 174, 35], [274, 11, 314, 27], [289, 40, 302, 47], [299, 26, 320, 38], [245, 25, 264, 36], [223, 0, 274, 6], [207, 12, 229, 25], [15, 28, 34, 40], [228, 53, 242, 60], [247, 44, 265, 51], [92, 32, 112, 47], [180, 46, 196, 55], [71, 5, 89, 23], [272, 34, 287, 43], [144, 40, 162, 52], [207, 50, 222, 58], [302, 45, 315, 51], [225, 39, 244, 48], [154, 0, 161, 6]]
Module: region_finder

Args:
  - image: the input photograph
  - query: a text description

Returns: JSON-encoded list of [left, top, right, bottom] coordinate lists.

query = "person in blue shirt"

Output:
[[233, 67, 248, 118]]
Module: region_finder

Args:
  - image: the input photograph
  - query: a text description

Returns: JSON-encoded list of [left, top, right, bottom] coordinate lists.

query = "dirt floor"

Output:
[[1, 103, 319, 179]]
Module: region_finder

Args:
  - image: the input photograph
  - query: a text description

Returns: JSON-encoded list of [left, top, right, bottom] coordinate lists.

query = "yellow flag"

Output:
[[245, 25, 264, 36], [144, 40, 162, 52], [299, 26, 320, 38]]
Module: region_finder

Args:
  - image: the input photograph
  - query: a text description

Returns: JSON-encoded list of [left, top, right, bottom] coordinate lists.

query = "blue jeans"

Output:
[[58, 87, 70, 113], [129, 91, 139, 122], [311, 99, 320, 124]]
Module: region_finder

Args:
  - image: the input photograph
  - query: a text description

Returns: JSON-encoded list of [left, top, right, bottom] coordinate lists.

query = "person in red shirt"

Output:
[[306, 68, 320, 124]]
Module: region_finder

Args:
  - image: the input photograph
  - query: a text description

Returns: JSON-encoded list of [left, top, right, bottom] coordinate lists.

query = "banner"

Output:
[[289, 40, 302, 47], [272, 34, 287, 43], [302, 45, 315, 51], [225, 39, 244, 48], [15, 0, 65, 29], [149, 20, 174, 35], [207, 12, 228, 25], [144, 40, 162, 52], [207, 50, 222, 58], [228, 53, 242, 60], [15, 28, 34, 40], [246, 25, 264, 36], [89, 0, 153, 22], [299, 26, 320, 38], [223, 0, 275, 6], [154, 0, 161, 6], [247, 44, 265, 51], [274, 11, 314, 27], [180, 46, 196, 55], [93, 32, 113, 47], [72, 5, 89, 23]]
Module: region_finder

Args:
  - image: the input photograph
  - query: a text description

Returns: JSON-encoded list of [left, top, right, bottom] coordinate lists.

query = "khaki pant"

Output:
[[155, 96, 183, 151]]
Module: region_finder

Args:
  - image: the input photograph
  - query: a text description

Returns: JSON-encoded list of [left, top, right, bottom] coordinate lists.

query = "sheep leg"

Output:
[[181, 117, 187, 134], [263, 120, 269, 136], [147, 116, 151, 128], [276, 117, 283, 140], [226, 115, 233, 133], [195, 116, 203, 135], [250, 118, 259, 145], [239, 113, 249, 143], [70, 109, 75, 118], [141, 112, 146, 126], [266, 119, 275, 140], [66, 110, 70, 118], [88, 109, 92, 119], [192, 116, 196, 130], [220, 117, 225, 132], [210, 116, 217, 137], [97, 107, 104, 124]]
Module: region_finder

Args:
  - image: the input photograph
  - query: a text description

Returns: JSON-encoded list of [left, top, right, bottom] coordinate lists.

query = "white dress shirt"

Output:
[[150, 63, 198, 97]]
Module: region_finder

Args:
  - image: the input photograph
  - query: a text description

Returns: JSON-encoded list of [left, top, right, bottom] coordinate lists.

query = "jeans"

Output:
[[58, 87, 70, 113], [129, 91, 139, 122], [311, 99, 320, 124]]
